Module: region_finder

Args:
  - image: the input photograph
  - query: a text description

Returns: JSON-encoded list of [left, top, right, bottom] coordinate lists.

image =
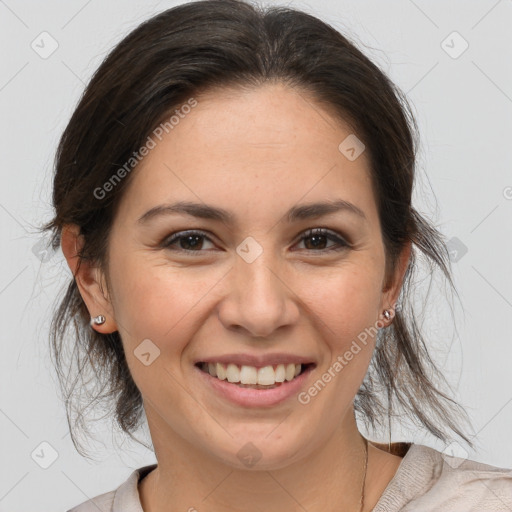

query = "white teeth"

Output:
[[274, 364, 286, 382], [257, 365, 276, 385], [226, 363, 240, 383], [240, 365, 258, 384], [201, 362, 304, 385], [216, 362, 227, 380], [285, 363, 296, 381]]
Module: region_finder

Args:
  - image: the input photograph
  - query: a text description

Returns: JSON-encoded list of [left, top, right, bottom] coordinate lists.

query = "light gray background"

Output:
[[1, 0, 511, 510]]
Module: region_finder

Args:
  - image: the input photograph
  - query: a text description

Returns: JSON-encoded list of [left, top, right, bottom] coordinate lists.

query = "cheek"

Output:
[[299, 264, 383, 349], [108, 252, 225, 345]]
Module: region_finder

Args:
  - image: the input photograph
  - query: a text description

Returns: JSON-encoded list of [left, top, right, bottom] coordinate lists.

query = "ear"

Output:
[[380, 239, 412, 323], [61, 224, 118, 334]]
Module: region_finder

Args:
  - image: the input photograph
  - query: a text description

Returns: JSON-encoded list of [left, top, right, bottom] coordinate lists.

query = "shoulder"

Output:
[[67, 489, 115, 512], [373, 443, 512, 511], [66, 463, 157, 512]]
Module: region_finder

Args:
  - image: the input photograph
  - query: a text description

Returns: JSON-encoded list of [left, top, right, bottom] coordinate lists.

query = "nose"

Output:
[[217, 249, 300, 338]]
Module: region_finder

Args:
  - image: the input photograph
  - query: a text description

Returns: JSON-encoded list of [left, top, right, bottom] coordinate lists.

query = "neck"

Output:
[[140, 405, 371, 512]]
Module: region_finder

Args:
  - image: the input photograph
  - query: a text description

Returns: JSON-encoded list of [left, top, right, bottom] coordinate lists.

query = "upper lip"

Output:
[[195, 353, 317, 369]]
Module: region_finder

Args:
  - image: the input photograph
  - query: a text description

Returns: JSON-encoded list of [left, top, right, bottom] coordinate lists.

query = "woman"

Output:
[[42, 0, 512, 510]]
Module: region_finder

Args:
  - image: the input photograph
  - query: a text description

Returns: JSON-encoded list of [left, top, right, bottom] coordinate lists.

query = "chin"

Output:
[[210, 426, 313, 471]]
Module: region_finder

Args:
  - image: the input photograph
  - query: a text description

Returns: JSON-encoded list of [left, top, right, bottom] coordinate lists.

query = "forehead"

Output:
[[115, 83, 378, 229]]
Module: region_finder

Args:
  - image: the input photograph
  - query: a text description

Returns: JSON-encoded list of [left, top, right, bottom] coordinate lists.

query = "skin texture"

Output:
[[62, 82, 411, 511]]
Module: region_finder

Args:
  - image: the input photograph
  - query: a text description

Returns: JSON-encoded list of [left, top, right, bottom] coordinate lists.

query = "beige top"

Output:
[[67, 443, 512, 511]]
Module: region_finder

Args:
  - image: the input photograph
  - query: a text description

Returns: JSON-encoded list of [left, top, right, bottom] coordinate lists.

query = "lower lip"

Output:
[[195, 364, 315, 408]]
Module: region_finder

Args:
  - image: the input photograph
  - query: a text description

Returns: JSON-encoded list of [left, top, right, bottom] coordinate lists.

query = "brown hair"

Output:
[[41, 0, 473, 457]]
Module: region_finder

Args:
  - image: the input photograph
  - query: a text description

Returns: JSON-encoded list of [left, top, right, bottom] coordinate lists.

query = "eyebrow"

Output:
[[137, 199, 367, 225]]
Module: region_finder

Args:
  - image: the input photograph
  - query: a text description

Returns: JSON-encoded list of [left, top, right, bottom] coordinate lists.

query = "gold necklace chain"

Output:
[[358, 436, 369, 512]]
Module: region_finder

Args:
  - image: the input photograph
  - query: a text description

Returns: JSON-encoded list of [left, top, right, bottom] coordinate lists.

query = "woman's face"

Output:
[[79, 83, 407, 469]]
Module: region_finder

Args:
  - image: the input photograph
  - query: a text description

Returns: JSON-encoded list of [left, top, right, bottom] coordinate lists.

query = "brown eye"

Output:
[[295, 228, 349, 252], [162, 230, 215, 253]]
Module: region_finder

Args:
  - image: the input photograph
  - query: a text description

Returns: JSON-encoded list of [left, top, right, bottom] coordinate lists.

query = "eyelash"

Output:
[[161, 228, 350, 255]]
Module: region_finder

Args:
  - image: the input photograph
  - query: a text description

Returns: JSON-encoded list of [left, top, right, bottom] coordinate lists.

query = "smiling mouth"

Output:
[[195, 361, 315, 389]]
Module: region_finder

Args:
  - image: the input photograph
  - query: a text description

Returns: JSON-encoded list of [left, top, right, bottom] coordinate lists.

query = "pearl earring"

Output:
[[90, 315, 106, 326]]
